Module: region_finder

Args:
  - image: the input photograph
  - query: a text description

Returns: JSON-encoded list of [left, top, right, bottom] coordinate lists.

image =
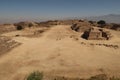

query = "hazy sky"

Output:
[[0, 0, 120, 23]]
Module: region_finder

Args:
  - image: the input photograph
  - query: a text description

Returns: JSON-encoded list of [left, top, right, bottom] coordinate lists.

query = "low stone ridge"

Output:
[[0, 36, 21, 55], [80, 42, 119, 49], [0, 24, 16, 34]]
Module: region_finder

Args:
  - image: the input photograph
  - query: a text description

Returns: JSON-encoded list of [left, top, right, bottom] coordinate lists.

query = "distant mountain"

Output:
[[84, 14, 120, 23]]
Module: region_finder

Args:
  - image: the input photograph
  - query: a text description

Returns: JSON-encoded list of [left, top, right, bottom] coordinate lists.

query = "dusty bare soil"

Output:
[[0, 25, 120, 80]]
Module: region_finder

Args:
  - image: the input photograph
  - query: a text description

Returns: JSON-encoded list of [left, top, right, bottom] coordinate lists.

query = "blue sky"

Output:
[[0, 0, 120, 23]]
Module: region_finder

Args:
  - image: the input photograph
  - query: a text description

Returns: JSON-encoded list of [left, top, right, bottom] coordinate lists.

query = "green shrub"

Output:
[[27, 71, 43, 80], [97, 20, 106, 28]]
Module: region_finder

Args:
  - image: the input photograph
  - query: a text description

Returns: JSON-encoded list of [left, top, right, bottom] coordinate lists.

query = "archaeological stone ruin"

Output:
[[71, 21, 112, 40], [71, 20, 92, 32], [82, 28, 112, 40]]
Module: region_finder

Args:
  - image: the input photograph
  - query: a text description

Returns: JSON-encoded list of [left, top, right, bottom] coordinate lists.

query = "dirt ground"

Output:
[[0, 25, 120, 80]]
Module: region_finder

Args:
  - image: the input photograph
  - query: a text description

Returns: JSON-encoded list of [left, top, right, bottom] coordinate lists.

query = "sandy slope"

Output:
[[0, 25, 120, 80]]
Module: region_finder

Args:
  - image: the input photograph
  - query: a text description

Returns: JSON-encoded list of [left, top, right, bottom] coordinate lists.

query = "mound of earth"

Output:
[[71, 21, 92, 32]]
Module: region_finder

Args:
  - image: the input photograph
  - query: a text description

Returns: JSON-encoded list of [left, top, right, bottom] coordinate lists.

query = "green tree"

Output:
[[97, 20, 106, 28]]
